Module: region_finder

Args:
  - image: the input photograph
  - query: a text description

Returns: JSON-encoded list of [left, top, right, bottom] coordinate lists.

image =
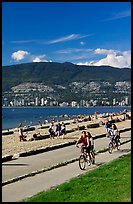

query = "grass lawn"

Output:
[[23, 153, 131, 202]]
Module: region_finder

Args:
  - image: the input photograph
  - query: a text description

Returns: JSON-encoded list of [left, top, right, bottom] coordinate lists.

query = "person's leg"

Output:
[[91, 147, 95, 164], [62, 133, 64, 139], [19, 135, 22, 141], [81, 145, 84, 153]]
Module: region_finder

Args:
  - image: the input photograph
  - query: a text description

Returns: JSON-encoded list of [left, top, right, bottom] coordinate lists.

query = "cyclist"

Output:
[[111, 123, 120, 146], [87, 131, 95, 164], [108, 123, 120, 147], [75, 131, 90, 158]]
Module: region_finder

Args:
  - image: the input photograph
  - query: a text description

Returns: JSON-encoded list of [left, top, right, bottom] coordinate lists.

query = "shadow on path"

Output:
[[2, 163, 29, 166]]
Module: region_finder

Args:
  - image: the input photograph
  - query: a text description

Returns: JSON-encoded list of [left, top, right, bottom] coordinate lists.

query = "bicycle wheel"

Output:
[[108, 142, 113, 154], [79, 154, 86, 170]]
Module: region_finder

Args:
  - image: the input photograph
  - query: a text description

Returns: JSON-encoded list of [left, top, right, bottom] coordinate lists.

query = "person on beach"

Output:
[[61, 122, 66, 139], [105, 118, 112, 137], [27, 132, 41, 141], [38, 120, 42, 127], [56, 122, 61, 138], [18, 122, 27, 142], [49, 121, 55, 139]]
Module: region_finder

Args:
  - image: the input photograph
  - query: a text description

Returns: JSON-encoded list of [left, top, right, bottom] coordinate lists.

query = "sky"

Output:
[[2, 2, 131, 68]]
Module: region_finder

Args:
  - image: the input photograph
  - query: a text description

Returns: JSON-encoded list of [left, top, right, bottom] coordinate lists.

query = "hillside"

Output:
[[2, 62, 131, 92]]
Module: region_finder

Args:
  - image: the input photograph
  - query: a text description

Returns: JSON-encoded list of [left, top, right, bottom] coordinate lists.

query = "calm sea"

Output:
[[2, 106, 131, 130]]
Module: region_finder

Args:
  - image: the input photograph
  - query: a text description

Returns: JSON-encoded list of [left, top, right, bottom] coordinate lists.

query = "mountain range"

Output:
[[2, 62, 131, 92]]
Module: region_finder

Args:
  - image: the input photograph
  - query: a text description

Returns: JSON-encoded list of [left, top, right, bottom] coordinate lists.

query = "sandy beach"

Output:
[[2, 112, 131, 157]]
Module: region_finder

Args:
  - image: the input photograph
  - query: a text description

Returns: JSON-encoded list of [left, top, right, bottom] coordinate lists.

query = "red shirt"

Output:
[[81, 135, 88, 146]]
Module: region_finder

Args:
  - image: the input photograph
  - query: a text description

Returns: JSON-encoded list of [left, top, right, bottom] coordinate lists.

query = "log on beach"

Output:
[[87, 123, 100, 128], [23, 127, 35, 132], [2, 131, 14, 135], [77, 125, 86, 130], [38, 125, 49, 129]]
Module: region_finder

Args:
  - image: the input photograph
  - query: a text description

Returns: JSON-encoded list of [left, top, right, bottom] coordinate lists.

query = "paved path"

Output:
[[2, 140, 131, 202], [2, 130, 131, 183]]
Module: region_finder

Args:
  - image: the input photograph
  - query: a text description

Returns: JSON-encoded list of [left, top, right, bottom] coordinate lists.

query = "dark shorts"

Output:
[[82, 145, 90, 153]]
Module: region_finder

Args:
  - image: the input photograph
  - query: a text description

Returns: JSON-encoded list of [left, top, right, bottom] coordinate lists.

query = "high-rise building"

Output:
[[113, 98, 116, 106], [13, 99, 17, 106], [3, 97, 8, 106], [40, 98, 44, 106], [125, 97, 128, 105], [35, 97, 39, 106], [71, 101, 77, 107], [21, 99, 25, 106]]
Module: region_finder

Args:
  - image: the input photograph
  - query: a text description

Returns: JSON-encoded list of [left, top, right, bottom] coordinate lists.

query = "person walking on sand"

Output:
[[18, 122, 27, 142], [49, 121, 55, 139], [105, 118, 111, 137], [56, 122, 61, 138], [61, 122, 66, 139]]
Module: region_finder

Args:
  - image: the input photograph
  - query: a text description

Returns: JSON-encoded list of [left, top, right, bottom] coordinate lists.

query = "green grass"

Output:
[[23, 153, 131, 202]]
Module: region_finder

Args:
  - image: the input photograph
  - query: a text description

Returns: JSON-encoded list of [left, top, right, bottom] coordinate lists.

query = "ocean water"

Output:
[[2, 106, 130, 130]]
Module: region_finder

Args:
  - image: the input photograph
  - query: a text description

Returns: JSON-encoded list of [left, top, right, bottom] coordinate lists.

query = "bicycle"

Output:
[[77, 145, 95, 170], [108, 136, 121, 154]]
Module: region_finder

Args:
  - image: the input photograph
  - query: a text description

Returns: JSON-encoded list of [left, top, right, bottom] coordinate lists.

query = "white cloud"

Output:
[[11, 40, 35, 44], [77, 49, 131, 68], [94, 51, 131, 68], [77, 61, 94, 66], [57, 48, 92, 54], [47, 34, 90, 44], [32, 55, 50, 63], [102, 10, 131, 22], [80, 41, 85, 45], [11, 50, 30, 61], [94, 48, 116, 55], [122, 51, 131, 67]]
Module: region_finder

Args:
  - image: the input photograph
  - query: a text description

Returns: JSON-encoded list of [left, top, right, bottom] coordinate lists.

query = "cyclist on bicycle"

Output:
[[75, 130, 90, 157], [108, 123, 120, 146], [87, 131, 95, 164], [111, 123, 120, 145]]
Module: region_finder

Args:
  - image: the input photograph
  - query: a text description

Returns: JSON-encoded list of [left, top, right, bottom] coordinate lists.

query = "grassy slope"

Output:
[[23, 153, 131, 202]]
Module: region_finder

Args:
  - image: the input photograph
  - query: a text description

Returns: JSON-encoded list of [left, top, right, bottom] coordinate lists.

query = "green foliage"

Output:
[[2, 62, 131, 92]]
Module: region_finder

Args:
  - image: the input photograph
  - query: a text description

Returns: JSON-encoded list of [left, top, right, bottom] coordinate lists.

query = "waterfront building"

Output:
[[71, 101, 77, 107], [125, 97, 128, 105], [13, 99, 17, 106], [21, 99, 25, 106], [59, 102, 69, 107], [35, 97, 39, 106], [41, 98, 44, 106], [113, 98, 116, 106], [9, 101, 13, 106], [3, 97, 8, 106]]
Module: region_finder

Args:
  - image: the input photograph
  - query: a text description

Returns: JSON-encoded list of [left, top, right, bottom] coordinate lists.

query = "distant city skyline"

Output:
[[2, 2, 131, 68]]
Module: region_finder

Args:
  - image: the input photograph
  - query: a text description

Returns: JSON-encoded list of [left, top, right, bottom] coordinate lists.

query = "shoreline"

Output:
[[2, 106, 131, 133], [2, 105, 131, 108], [2, 112, 131, 157]]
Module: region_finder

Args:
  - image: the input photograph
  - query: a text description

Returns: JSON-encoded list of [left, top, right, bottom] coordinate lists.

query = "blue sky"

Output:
[[2, 2, 131, 68]]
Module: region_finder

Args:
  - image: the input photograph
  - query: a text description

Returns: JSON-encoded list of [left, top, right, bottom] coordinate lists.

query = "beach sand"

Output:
[[2, 113, 131, 157]]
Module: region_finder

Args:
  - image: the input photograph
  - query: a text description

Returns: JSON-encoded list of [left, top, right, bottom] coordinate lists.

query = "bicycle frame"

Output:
[[78, 146, 94, 170], [108, 136, 120, 154]]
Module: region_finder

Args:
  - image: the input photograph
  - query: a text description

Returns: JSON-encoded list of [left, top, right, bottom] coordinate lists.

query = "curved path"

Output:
[[2, 130, 131, 183], [2, 131, 131, 202]]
